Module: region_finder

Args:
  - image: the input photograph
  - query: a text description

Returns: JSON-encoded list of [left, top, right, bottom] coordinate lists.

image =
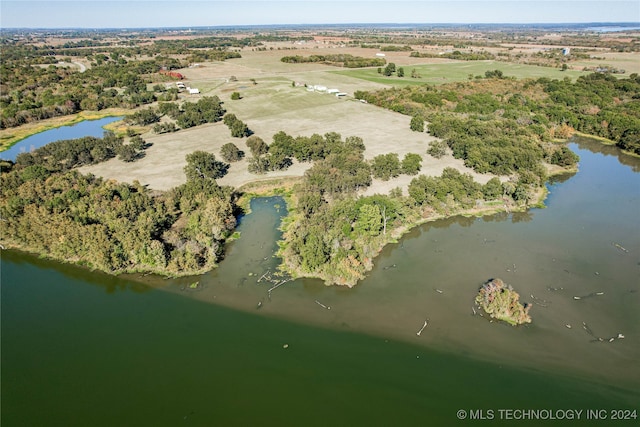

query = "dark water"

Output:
[[0, 116, 123, 161], [2, 138, 639, 426]]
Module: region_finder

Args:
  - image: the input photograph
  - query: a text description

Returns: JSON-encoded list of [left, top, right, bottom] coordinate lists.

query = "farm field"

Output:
[[333, 60, 589, 86], [82, 76, 494, 192]]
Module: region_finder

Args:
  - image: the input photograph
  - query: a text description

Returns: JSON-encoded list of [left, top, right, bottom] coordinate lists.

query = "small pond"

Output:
[[1, 116, 123, 161]]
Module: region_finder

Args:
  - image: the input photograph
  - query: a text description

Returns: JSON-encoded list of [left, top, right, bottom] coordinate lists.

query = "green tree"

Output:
[[117, 144, 139, 162], [354, 204, 382, 236], [427, 140, 447, 158], [231, 92, 241, 100], [220, 143, 244, 162], [246, 135, 269, 156], [410, 115, 424, 132], [230, 120, 250, 138], [371, 153, 401, 181], [300, 232, 328, 271], [184, 151, 229, 181], [482, 177, 503, 199], [397, 67, 405, 77], [383, 63, 396, 76], [401, 153, 422, 175], [550, 146, 579, 166]]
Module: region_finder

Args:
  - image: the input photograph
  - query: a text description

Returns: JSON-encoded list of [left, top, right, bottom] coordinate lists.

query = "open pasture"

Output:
[[333, 60, 589, 86]]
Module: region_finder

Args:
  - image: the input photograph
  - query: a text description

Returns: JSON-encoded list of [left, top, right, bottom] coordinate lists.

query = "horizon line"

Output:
[[3, 21, 640, 31]]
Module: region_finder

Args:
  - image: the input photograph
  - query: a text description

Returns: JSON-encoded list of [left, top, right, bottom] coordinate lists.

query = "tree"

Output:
[[427, 140, 447, 158], [247, 155, 270, 174], [231, 92, 241, 100], [246, 135, 269, 157], [127, 107, 160, 125], [383, 63, 396, 76], [220, 143, 244, 162], [550, 146, 579, 166], [300, 232, 328, 272], [117, 144, 139, 162], [223, 113, 251, 137], [184, 151, 229, 181], [230, 120, 250, 138], [371, 153, 401, 181], [482, 177, 503, 199], [397, 67, 405, 77], [354, 204, 382, 236], [485, 69, 504, 79], [410, 115, 424, 132], [129, 135, 146, 151], [401, 153, 422, 175]]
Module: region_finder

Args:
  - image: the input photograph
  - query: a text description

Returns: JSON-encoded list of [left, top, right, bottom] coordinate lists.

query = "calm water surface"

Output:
[[0, 116, 123, 161], [2, 137, 639, 426]]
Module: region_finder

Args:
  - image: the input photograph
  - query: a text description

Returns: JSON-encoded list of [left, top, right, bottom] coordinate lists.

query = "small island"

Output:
[[475, 278, 532, 326]]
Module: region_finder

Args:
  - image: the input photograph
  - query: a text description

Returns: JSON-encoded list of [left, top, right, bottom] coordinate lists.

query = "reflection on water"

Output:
[[0, 116, 123, 161]]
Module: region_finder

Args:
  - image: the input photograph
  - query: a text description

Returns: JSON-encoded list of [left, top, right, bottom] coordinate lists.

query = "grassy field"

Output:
[[332, 60, 588, 87], [82, 72, 495, 192]]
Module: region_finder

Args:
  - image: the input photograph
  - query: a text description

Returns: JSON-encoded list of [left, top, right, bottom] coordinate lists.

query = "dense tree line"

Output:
[[355, 73, 640, 156], [0, 151, 237, 276], [160, 96, 226, 129], [280, 54, 386, 68], [410, 50, 496, 61]]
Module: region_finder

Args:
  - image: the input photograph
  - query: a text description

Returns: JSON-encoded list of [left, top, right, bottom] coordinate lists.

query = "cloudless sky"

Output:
[[1, 1, 638, 29]]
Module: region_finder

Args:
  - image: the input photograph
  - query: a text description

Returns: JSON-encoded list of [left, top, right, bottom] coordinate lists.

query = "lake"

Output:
[[0, 116, 123, 161], [2, 137, 639, 426]]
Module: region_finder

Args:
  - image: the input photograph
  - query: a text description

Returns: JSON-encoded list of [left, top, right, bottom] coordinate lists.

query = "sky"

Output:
[[1, 0, 639, 29]]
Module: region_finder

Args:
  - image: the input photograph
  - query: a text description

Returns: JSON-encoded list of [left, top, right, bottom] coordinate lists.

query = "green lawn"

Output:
[[332, 60, 588, 87]]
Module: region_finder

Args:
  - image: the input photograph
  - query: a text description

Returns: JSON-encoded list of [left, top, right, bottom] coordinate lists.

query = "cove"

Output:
[[2, 137, 639, 426], [0, 116, 123, 161]]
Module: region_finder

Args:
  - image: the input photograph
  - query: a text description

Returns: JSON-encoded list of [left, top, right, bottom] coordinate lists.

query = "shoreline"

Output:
[[0, 109, 130, 152], [0, 164, 564, 286], [275, 181, 552, 287]]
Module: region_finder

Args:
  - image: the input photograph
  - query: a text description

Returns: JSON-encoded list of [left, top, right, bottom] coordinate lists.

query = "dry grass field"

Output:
[[82, 48, 494, 193], [81, 42, 639, 193]]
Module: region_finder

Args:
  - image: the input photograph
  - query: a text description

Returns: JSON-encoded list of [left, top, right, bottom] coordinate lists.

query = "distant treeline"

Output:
[[410, 50, 496, 61], [0, 37, 240, 129], [281, 54, 386, 68]]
